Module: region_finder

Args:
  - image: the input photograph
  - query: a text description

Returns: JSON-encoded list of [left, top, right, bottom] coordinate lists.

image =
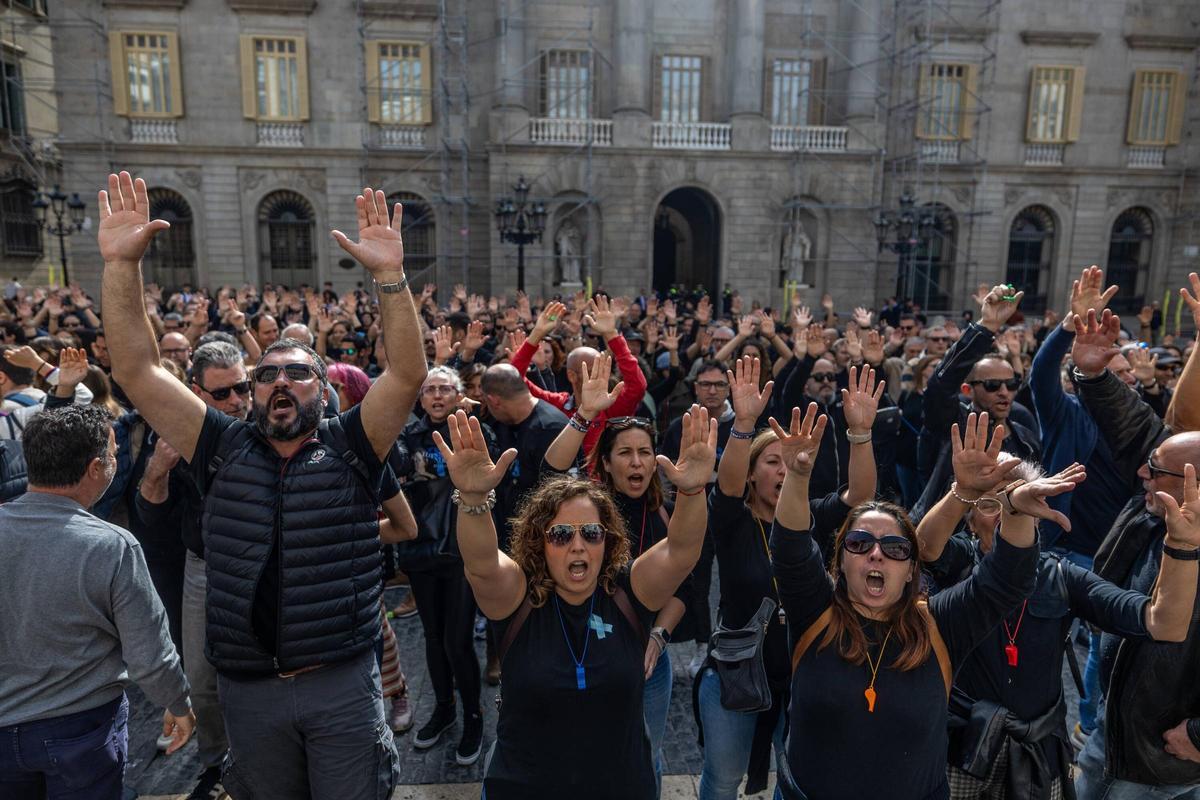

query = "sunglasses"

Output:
[[1147, 453, 1188, 480], [545, 523, 607, 546], [253, 363, 319, 384], [969, 377, 1021, 393], [842, 529, 914, 561], [608, 416, 654, 431], [196, 380, 251, 401], [810, 372, 838, 383], [928, 336, 949, 342], [695, 380, 729, 390], [340, 347, 357, 357]]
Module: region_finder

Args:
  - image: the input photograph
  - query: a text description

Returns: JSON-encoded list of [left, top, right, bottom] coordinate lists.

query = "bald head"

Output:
[[1138, 431, 1200, 516], [566, 346, 600, 375], [481, 363, 529, 400], [280, 323, 314, 346]]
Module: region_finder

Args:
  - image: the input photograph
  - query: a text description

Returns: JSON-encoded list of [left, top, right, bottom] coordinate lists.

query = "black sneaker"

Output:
[[413, 702, 456, 750], [186, 765, 227, 800], [456, 710, 484, 766]]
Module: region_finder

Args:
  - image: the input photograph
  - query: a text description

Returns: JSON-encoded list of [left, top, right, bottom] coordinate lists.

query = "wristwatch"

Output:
[[996, 479, 1028, 516], [650, 626, 670, 649], [375, 275, 409, 294]]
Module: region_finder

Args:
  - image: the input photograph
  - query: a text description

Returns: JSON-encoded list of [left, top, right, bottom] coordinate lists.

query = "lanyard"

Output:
[[755, 516, 786, 625], [554, 590, 597, 690], [638, 501, 648, 556], [1002, 599, 1028, 667], [863, 626, 894, 713]]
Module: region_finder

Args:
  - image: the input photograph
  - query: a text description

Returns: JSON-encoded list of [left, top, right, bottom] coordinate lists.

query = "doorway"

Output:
[[651, 187, 721, 296]]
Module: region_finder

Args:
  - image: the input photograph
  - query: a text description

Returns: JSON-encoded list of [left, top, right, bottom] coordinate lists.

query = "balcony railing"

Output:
[[1127, 145, 1166, 168], [651, 121, 731, 150], [256, 122, 305, 147], [377, 124, 427, 149], [769, 125, 849, 153], [529, 117, 612, 147], [920, 140, 960, 164], [130, 119, 178, 145], [1024, 143, 1065, 166]]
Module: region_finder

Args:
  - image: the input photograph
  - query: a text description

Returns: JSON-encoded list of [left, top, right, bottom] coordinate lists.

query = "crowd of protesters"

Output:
[[1, 171, 1200, 800]]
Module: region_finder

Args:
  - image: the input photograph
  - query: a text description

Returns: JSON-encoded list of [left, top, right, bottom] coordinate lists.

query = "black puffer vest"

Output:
[[0, 439, 27, 503], [202, 417, 382, 674]]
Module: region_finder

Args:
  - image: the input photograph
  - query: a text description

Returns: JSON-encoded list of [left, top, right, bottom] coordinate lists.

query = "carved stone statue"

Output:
[[556, 219, 583, 285], [781, 215, 812, 283]]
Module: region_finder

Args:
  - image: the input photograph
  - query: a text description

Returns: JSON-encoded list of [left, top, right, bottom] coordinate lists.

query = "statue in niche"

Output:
[[781, 215, 812, 284], [556, 219, 584, 285]]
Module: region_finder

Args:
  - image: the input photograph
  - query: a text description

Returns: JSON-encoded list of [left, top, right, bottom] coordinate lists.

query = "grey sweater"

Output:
[[0, 492, 190, 725]]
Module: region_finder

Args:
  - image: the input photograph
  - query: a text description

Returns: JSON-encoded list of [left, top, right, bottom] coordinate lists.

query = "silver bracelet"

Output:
[[451, 488, 497, 515], [846, 430, 872, 445], [375, 275, 409, 294], [729, 427, 754, 440]]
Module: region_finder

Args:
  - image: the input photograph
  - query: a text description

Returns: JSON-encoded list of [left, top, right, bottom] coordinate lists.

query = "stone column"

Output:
[[491, 0, 530, 142], [612, 0, 652, 147], [729, 0, 768, 150], [845, 0, 879, 124]]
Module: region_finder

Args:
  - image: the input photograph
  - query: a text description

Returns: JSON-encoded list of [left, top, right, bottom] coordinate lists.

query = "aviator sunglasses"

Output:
[[842, 529, 915, 561], [545, 523, 607, 546]]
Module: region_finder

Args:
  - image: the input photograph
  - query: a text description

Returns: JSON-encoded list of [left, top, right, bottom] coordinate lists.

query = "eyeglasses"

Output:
[[545, 523, 607, 546], [928, 336, 949, 343], [695, 380, 729, 391], [422, 384, 458, 396], [842, 529, 914, 561], [196, 380, 251, 401], [810, 372, 838, 383], [1147, 452, 1188, 480], [968, 377, 1021, 393], [253, 363, 319, 384]]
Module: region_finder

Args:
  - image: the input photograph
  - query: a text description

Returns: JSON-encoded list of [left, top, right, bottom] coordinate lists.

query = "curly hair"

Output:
[[821, 500, 931, 671], [508, 474, 631, 608]]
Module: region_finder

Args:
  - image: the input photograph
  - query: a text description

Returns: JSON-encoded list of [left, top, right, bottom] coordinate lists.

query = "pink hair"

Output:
[[327, 362, 371, 407]]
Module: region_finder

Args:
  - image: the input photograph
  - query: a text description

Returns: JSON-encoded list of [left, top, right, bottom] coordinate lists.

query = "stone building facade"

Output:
[[44, 0, 1200, 314]]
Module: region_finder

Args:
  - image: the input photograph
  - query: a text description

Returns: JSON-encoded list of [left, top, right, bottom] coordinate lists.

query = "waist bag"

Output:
[[708, 597, 777, 713]]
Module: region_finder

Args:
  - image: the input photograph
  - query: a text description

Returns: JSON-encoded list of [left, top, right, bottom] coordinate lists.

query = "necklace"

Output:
[[1002, 599, 1028, 668], [553, 590, 597, 691], [863, 625, 894, 713], [637, 500, 648, 556]]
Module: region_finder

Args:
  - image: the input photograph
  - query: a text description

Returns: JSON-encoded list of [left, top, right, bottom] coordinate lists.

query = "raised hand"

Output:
[[315, 306, 334, 333], [431, 410, 518, 498], [852, 306, 873, 329], [807, 327, 828, 358], [662, 325, 680, 352], [1070, 309, 1121, 377], [1179, 272, 1200, 333], [454, 283, 468, 302], [432, 324, 455, 364], [190, 299, 210, 330], [1138, 305, 1154, 327], [792, 326, 810, 360], [507, 328, 527, 356], [727, 355, 774, 424], [225, 298, 246, 330], [737, 314, 757, 338], [759, 312, 777, 338], [56, 347, 90, 389], [656, 404, 718, 494], [1157, 463, 1200, 550], [695, 296, 712, 325], [577, 354, 624, 421], [768, 403, 829, 477], [3, 345, 43, 370], [516, 291, 532, 322], [583, 294, 617, 339], [1069, 265, 1119, 321], [332, 188, 405, 276], [462, 320, 487, 355], [862, 329, 885, 365], [979, 284, 1024, 333], [841, 365, 884, 434], [531, 300, 566, 343], [1127, 346, 1158, 385], [421, 283, 436, 302], [662, 298, 677, 324], [98, 172, 171, 264], [643, 322, 660, 352], [821, 293, 835, 312], [845, 325, 863, 362], [1007, 464, 1087, 528], [950, 412, 1018, 494]]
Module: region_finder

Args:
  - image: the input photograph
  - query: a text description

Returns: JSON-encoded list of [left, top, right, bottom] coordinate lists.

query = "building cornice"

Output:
[[360, 0, 439, 19], [103, 0, 187, 7], [915, 23, 993, 44], [1124, 34, 1200, 51], [225, 0, 316, 13], [1019, 30, 1100, 47]]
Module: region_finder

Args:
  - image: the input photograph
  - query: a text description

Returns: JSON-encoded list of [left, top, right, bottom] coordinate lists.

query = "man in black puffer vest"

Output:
[[99, 173, 425, 800]]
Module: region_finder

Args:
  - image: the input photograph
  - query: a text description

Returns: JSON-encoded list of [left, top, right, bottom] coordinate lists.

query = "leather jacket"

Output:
[[1077, 369, 1200, 786]]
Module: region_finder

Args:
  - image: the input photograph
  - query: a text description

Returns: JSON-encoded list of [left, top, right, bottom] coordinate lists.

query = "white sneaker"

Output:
[[687, 648, 706, 679]]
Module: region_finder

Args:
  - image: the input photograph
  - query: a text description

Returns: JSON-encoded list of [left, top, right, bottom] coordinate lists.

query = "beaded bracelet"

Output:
[[729, 428, 754, 440], [567, 414, 591, 434]]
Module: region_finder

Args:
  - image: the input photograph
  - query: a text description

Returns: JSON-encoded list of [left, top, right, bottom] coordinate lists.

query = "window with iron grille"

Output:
[[388, 191, 435, 277], [145, 188, 196, 289], [258, 190, 316, 287], [0, 183, 40, 257], [540, 50, 591, 119], [660, 55, 702, 123]]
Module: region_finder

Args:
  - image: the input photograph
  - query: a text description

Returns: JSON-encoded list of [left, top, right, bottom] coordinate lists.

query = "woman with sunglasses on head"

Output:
[[917, 413, 1199, 800], [542, 353, 688, 796], [696, 358, 880, 800], [769, 405, 1078, 800], [432, 403, 716, 800]]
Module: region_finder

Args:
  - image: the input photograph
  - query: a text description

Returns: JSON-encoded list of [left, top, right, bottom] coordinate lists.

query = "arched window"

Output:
[[145, 188, 196, 289], [258, 190, 315, 288], [387, 192, 435, 278], [1106, 208, 1154, 314], [1005, 205, 1055, 312], [0, 179, 40, 258], [910, 204, 955, 310]]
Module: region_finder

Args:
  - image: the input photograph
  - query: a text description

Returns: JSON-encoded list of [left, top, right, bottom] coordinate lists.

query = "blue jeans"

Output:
[[0, 695, 129, 800], [697, 667, 784, 800], [1076, 700, 1200, 799], [643, 647, 673, 797]]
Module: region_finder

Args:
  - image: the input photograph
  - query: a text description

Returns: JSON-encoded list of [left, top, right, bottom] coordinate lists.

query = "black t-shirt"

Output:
[[709, 484, 850, 685], [492, 399, 568, 546], [187, 404, 384, 657], [485, 569, 655, 799]]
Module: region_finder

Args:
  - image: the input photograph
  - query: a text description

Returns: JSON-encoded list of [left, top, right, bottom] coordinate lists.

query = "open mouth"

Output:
[[865, 570, 885, 597], [568, 560, 588, 580], [627, 473, 645, 490], [270, 393, 295, 413]]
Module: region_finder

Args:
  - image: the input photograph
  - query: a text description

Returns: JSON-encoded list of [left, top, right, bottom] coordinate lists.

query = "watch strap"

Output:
[[375, 275, 409, 294], [1163, 543, 1200, 561]]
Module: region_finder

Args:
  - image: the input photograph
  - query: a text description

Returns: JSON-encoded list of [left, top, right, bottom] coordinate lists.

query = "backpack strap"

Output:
[[791, 606, 833, 672], [613, 585, 649, 650], [318, 416, 375, 488], [4, 392, 38, 408], [497, 595, 534, 665]]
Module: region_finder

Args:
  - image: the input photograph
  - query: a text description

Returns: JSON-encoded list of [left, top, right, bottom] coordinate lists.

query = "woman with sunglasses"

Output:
[[769, 403, 1076, 800], [543, 353, 687, 796], [917, 413, 1199, 800], [432, 404, 716, 800], [696, 358, 880, 800]]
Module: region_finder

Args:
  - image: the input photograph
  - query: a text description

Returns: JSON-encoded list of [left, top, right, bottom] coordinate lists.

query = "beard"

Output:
[[253, 388, 324, 440]]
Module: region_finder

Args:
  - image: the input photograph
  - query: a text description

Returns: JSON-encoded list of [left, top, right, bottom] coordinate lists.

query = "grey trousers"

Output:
[[218, 647, 400, 800], [183, 551, 227, 770]]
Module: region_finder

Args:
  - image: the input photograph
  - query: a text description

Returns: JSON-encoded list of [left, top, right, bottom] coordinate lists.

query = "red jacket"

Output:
[[510, 334, 648, 456]]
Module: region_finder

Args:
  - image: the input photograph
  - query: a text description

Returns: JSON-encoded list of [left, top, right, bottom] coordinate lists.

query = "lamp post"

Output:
[[873, 188, 934, 304], [32, 185, 86, 286], [494, 176, 547, 292]]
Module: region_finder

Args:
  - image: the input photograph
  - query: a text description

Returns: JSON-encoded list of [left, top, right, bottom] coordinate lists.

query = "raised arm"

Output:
[[1143, 463, 1200, 641], [99, 172, 206, 462], [769, 403, 828, 533], [840, 365, 883, 507], [333, 188, 427, 461], [543, 354, 623, 472], [631, 404, 717, 611], [716, 355, 774, 498], [584, 295, 648, 415], [1166, 273, 1200, 432], [432, 410, 523, 619]]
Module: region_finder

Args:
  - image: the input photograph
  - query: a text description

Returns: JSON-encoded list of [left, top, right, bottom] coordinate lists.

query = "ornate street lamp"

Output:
[[494, 176, 547, 292], [874, 188, 934, 303], [33, 185, 86, 286]]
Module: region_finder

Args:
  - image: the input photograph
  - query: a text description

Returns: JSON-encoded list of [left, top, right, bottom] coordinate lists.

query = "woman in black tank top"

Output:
[[431, 403, 717, 800]]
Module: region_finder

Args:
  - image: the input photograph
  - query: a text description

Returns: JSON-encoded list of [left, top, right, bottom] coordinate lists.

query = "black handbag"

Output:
[[707, 597, 777, 713]]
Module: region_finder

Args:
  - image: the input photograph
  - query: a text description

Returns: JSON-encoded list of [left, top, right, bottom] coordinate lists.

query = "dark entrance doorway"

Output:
[[652, 188, 720, 296]]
